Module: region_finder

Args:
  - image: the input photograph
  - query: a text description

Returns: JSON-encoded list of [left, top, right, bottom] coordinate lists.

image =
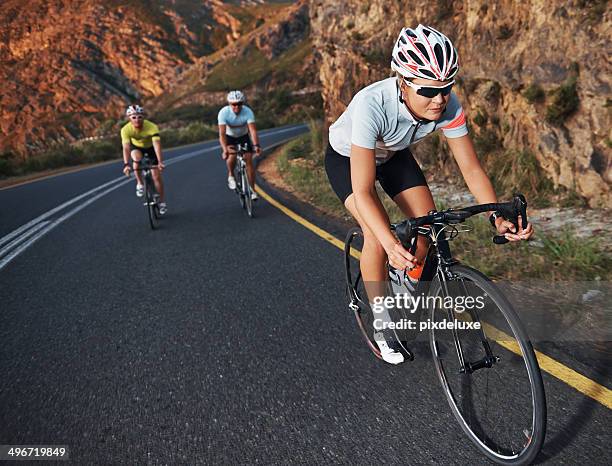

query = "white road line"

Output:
[[0, 128, 306, 271], [0, 220, 51, 259], [0, 177, 124, 249]]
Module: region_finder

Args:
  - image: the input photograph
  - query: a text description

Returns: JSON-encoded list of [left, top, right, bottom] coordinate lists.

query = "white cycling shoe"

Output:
[[136, 184, 144, 197], [227, 176, 236, 190], [159, 202, 167, 215], [374, 331, 405, 365], [251, 191, 258, 201]]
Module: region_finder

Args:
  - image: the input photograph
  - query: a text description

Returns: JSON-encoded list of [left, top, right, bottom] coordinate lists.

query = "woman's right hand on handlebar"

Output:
[[123, 164, 131, 176], [385, 239, 418, 271]]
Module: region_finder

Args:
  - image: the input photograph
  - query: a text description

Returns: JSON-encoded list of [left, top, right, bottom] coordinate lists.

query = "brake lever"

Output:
[[492, 193, 528, 245]]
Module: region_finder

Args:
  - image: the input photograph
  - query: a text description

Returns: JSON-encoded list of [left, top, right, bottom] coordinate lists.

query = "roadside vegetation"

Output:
[[272, 123, 610, 281], [0, 84, 320, 181], [0, 139, 118, 179], [0, 119, 218, 180]]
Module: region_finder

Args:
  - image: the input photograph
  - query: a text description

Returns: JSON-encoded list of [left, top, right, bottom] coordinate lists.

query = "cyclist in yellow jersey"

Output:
[[121, 105, 167, 214]]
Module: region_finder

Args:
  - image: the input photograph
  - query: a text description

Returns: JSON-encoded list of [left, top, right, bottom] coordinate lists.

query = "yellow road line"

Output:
[[483, 323, 612, 409], [256, 184, 612, 410], [255, 186, 361, 258]]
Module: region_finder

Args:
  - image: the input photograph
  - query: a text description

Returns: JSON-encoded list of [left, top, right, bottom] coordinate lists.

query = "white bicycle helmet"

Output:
[[227, 90, 245, 104], [391, 25, 459, 81], [126, 105, 145, 116]]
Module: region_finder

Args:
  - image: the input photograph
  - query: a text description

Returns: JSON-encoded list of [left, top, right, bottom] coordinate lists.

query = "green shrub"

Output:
[[153, 104, 219, 124], [0, 153, 17, 177], [473, 110, 488, 127], [363, 48, 389, 67], [523, 84, 545, 103], [497, 25, 513, 40], [473, 128, 502, 154], [541, 230, 611, 280], [545, 74, 579, 125], [480, 149, 555, 205], [159, 122, 217, 147]]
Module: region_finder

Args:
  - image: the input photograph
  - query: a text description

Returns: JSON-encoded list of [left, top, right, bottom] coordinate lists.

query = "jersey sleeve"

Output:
[[120, 125, 131, 145], [217, 107, 228, 125], [350, 94, 383, 150], [149, 122, 161, 141], [245, 107, 255, 123], [439, 93, 468, 138]]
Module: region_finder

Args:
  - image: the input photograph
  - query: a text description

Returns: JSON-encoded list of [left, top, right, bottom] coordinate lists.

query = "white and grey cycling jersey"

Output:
[[329, 77, 468, 164], [218, 105, 255, 137]]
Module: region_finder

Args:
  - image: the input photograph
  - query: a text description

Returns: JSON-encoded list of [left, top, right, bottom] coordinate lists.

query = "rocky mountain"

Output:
[[310, 0, 611, 207], [0, 0, 293, 154]]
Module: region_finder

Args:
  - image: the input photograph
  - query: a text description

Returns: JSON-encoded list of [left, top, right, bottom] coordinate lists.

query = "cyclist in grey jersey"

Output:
[[329, 78, 468, 162], [218, 90, 262, 200], [325, 25, 533, 364]]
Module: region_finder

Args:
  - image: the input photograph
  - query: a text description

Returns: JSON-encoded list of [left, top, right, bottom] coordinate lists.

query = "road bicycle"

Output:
[[231, 143, 255, 218], [344, 194, 546, 465], [133, 159, 161, 230]]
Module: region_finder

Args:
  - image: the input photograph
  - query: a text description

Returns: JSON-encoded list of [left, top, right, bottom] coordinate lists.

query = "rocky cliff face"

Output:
[[0, 0, 282, 154], [155, 0, 312, 110], [310, 1, 611, 207]]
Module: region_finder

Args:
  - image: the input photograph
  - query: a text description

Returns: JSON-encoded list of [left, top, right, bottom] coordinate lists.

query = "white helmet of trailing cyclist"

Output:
[[391, 24, 459, 81], [227, 90, 245, 104], [126, 105, 145, 116]]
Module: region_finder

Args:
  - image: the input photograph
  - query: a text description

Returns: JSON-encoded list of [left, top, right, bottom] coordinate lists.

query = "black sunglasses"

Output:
[[404, 79, 455, 98]]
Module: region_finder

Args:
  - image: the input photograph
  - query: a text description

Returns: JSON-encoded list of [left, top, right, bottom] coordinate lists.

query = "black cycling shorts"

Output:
[[324, 143, 428, 204], [226, 134, 253, 152], [130, 145, 158, 165]]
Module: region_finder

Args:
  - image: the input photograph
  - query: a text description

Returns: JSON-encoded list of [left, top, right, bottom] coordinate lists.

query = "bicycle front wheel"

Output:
[[243, 170, 254, 218], [428, 265, 546, 465], [236, 168, 245, 209], [144, 175, 158, 230]]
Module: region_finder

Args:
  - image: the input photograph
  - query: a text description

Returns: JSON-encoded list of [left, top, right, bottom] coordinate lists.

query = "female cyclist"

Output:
[[324, 25, 533, 364]]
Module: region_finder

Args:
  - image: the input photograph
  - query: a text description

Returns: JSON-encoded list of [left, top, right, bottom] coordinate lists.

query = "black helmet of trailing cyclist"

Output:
[[227, 90, 245, 104], [391, 24, 459, 81]]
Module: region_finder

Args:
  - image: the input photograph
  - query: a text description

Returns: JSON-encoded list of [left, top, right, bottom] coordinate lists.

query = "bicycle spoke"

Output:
[[429, 266, 545, 463]]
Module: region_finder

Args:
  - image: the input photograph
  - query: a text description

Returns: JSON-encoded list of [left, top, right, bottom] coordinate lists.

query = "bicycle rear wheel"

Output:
[[144, 174, 158, 230], [344, 228, 381, 359], [428, 264, 546, 465]]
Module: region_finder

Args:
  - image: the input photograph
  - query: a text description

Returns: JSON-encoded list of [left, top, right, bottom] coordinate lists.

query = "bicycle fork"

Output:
[[437, 268, 500, 374]]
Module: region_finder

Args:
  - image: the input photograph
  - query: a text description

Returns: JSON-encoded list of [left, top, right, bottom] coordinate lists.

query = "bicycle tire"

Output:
[[144, 174, 158, 230], [344, 228, 382, 359], [428, 264, 546, 465], [243, 169, 254, 218], [236, 167, 245, 209], [153, 194, 160, 220]]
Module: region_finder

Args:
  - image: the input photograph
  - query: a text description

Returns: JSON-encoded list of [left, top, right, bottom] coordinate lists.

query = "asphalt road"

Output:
[[1, 125, 610, 465]]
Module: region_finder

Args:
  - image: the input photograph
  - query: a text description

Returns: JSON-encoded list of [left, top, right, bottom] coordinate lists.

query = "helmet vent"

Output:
[[415, 43, 429, 58], [407, 50, 424, 66], [434, 43, 444, 69], [419, 68, 436, 79]]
